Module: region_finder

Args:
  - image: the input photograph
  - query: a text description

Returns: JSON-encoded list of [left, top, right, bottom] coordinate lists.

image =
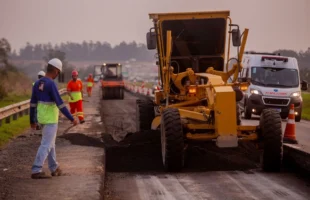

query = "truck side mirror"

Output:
[[231, 28, 241, 47], [301, 80, 308, 91], [146, 30, 157, 50]]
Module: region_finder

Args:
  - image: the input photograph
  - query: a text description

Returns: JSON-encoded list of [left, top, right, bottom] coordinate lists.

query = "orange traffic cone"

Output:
[[283, 104, 298, 144]]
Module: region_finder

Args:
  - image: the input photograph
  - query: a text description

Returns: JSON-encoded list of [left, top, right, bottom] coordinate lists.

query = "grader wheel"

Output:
[[259, 109, 283, 172], [161, 108, 184, 172], [136, 99, 155, 132]]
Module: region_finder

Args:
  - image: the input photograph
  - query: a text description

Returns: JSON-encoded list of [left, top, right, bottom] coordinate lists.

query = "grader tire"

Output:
[[236, 104, 241, 125], [101, 88, 105, 100], [120, 88, 124, 99], [259, 109, 283, 172], [136, 99, 155, 132], [161, 108, 184, 172]]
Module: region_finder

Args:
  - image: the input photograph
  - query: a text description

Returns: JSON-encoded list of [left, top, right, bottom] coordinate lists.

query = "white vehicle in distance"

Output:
[[236, 51, 308, 122]]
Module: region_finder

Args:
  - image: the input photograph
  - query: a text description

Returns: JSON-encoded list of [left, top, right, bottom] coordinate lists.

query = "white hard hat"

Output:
[[38, 71, 46, 76], [48, 58, 63, 72]]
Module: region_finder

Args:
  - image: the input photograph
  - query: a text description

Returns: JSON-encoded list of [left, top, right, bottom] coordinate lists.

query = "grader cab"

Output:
[[136, 10, 283, 172]]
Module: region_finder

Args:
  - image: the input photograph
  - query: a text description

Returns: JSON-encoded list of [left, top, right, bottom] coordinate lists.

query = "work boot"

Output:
[[51, 167, 63, 176], [80, 119, 85, 124], [31, 171, 51, 179]]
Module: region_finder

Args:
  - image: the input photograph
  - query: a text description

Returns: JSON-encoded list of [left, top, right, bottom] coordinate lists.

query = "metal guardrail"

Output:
[[0, 88, 67, 127]]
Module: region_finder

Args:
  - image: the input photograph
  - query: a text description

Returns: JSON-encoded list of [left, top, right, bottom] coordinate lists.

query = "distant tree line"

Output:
[[273, 49, 310, 83], [2, 38, 310, 84], [10, 41, 156, 61]]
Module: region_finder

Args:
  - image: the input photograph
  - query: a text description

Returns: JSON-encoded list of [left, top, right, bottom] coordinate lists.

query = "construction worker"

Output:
[[32, 71, 46, 86], [67, 70, 85, 124], [86, 73, 94, 97], [30, 58, 78, 179], [32, 71, 46, 131]]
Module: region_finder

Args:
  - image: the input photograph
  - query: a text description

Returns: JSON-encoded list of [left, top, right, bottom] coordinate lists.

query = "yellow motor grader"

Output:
[[136, 10, 283, 172]]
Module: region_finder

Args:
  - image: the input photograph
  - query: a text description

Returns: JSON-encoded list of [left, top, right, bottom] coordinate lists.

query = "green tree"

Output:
[[0, 38, 11, 66], [43, 49, 73, 83]]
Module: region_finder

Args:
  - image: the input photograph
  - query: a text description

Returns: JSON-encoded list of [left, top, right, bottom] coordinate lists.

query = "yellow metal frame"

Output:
[[148, 10, 258, 143]]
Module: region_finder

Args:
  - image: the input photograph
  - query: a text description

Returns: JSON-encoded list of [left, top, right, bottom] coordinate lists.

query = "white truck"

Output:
[[235, 51, 308, 122]]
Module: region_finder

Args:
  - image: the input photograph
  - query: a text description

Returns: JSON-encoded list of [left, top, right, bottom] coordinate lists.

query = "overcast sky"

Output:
[[0, 0, 309, 53]]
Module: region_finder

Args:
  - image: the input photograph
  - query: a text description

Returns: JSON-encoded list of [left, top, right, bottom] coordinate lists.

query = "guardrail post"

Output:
[[0, 120, 2, 127], [13, 113, 18, 121], [5, 116, 10, 124], [19, 111, 23, 117], [24, 108, 29, 115]]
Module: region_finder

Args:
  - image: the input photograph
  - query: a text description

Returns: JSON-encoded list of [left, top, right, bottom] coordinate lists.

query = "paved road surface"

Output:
[[243, 115, 310, 147], [102, 91, 310, 200]]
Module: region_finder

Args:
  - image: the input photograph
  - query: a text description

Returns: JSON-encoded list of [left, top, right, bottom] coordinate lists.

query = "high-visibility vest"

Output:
[[67, 80, 83, 103], [69, 91, 82, 103], [36, 101, 59, 124], [87, 78, 94, 87]]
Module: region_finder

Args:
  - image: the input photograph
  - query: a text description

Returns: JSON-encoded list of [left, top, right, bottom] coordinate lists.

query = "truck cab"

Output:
[[237, 52, 308, 122]]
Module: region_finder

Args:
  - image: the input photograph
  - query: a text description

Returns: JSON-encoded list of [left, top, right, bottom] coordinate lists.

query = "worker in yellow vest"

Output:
[[33, 71, 46, 86], [86, 73, 94, 97], [30, 58, 78, 179], [67, 70, 85, 124]]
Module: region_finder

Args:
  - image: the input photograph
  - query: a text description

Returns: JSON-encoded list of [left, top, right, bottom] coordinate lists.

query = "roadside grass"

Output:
[[302, 92, 310, 120], [0, 94, 31, 108], [0, 94, 69, 148], [0, 115, 29, 147]]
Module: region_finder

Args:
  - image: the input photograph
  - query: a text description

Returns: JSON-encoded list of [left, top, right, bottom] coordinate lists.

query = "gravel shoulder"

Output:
[[0, 85, 105, 200]]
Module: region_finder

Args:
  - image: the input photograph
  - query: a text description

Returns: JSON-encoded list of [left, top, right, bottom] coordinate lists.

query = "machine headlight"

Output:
[[189, 87, 197, 94], [250, 89, 261, 95], [291, 92, 300, 97]]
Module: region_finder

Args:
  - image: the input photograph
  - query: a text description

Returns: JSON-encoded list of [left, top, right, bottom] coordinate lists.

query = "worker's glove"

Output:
[[70, 96, 74, 100]]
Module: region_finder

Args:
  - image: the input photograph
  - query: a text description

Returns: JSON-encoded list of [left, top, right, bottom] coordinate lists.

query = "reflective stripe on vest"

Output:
[[87, 82, 93, 87], [32, 82, 34, 86], [37, 101, 59, 124], [69, 91, 82, 103]]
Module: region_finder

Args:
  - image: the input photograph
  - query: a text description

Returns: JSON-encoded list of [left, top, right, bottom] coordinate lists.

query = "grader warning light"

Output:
[[137, 10, 284, 173]]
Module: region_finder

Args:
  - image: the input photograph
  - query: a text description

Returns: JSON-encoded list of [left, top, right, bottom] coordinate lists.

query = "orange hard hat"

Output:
[[72, 70, 78, 76]]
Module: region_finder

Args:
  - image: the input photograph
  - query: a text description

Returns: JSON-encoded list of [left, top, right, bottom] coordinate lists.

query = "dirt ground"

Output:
[[0, 85, 105, 200]]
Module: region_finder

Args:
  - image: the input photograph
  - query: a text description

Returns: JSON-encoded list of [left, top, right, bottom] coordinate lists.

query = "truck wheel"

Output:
[[136, 99, 155, 132], [259, 109, 283, 172], [244, 104, 252, 119], [161, 108, 184, 172], [295, 109, 301, 122], [280, 114, 287, 120], [101, 88, 105, 100], [120, 88, 124, 99]]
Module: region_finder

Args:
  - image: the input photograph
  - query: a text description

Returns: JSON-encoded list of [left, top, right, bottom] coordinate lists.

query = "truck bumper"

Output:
[[245, 94, 302, 118]]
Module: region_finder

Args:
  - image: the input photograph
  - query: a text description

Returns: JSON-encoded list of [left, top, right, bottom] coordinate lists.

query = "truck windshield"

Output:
[[251, 67, 299, 88]]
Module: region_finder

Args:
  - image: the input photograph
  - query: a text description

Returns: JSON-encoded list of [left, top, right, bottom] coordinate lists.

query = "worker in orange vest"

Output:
[[86, 73, 95, 97], [67, 70, 85, 124]]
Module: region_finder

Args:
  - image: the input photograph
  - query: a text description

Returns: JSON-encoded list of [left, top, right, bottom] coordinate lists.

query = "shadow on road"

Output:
[[103, 131, 260, 173], [59, 133, 105, 148]]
